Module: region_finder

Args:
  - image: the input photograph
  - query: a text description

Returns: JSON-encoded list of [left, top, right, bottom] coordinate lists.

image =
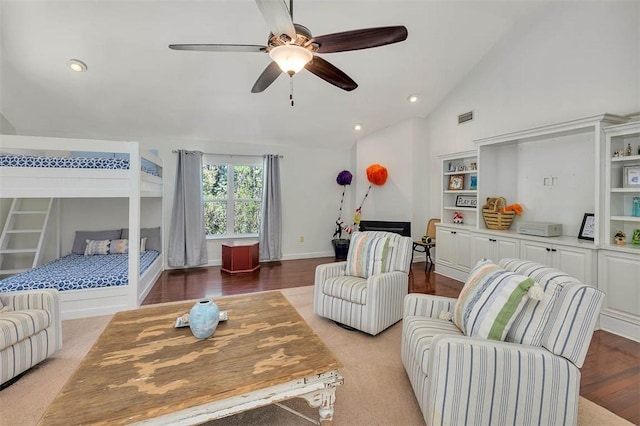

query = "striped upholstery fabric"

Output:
[[401, 258, 604, 426], [454, 260, 536, 341], [351, 231, 413, 273], [499, 258, 605, 367], [0, 289, 62, 386], [314, 232, 412, 335], [425, 335, 581, 426], [498, 258, 583, 346], [403, 315, 463, 377], [541, 282, 605, 368], [0, 310, 51, 349], [344, 233, 391, 278], [403, 293, 456, 320], [321, 275, 367, 305]]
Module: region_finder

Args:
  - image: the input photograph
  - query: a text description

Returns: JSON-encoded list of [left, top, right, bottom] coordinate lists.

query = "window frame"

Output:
[[202, 154, 263, 239]]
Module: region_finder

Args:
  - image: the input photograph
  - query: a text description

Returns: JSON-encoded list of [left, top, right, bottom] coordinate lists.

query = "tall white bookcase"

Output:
[[599, 121, 640, 341]]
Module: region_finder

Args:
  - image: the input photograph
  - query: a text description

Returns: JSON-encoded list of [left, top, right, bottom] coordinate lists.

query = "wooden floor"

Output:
[[143, 257, 640, 425]]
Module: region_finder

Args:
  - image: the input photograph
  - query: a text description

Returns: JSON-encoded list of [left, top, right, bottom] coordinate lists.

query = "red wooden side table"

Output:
[[221, 241, 260, 274]]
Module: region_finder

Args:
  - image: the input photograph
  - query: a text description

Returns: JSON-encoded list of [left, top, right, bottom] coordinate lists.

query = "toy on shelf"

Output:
[[614, 230, 626, 245], [452, 211, 464, 224]]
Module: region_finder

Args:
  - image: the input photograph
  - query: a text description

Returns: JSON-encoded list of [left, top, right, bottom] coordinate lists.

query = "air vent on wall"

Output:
[[458, 111, 473, 124]]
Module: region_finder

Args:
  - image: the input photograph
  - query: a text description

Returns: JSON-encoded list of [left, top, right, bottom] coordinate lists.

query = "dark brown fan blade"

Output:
[[255, 0, 296, 41], [305, 56, 357, 92], [312, 26, 408, 53], [169, 44, 266, 52], [251, 61, 283, 93]]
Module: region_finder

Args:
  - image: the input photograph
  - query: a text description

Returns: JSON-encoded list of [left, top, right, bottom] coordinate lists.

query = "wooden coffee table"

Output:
[[39, 291, 343, 425]]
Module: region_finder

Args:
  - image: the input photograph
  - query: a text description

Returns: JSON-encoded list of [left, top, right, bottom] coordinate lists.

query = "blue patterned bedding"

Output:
[[0, 154, 160, 177], [0, 250, 160, 293]]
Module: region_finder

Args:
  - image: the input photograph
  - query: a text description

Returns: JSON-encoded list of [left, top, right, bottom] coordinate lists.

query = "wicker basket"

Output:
[[482, 197, 515, 230]]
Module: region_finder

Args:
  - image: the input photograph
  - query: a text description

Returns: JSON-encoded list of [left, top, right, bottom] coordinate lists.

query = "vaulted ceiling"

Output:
[[0, 1, 544, 149]]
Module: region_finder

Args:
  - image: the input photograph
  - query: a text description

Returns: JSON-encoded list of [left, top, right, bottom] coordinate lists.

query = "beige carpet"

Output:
[[0, 286, 632, 426]]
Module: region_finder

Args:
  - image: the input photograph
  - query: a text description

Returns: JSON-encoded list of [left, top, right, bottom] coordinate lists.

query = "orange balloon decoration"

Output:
[[366, 164, 388, 185]]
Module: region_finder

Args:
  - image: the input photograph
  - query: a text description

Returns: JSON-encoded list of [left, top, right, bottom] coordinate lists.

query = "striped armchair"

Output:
[[0, 289, 62, 387], [314, 231, 412, 336], [402, 259, 605, 426]]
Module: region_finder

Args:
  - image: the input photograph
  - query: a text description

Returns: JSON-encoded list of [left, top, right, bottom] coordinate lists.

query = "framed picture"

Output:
[[578, 213, 595, 241], [455, 195, 477, 208], [623, 165, 640, 188], [448, 174, 464, 190], [469, 175, 478, 190]]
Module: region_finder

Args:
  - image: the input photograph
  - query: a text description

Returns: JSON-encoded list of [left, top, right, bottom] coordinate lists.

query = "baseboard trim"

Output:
[[434, 263, 468, 282], [599, 310, 640, 342]]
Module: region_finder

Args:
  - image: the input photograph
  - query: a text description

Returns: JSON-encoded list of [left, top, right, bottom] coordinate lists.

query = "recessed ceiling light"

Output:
[[354, 124, 362, 131], [68, 59, 87, 72], [408, 94, 419, 103]]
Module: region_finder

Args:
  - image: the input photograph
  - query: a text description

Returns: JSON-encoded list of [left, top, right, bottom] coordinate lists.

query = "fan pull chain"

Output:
[[289, 77, 294, 107]]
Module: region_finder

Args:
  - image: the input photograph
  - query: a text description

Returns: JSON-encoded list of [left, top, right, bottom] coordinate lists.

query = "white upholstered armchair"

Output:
[[314, 231, 412, 336], [402, 258, 605, 426]]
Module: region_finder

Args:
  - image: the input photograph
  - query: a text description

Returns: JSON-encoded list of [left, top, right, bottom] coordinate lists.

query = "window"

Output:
[[202, 155, 263, 237]]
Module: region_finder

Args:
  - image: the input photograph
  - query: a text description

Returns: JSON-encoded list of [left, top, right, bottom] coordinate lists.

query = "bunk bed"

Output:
[[0, 135, 164, 319]]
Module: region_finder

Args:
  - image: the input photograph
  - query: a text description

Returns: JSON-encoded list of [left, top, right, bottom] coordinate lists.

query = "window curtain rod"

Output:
[[171, 150, 283, 158]]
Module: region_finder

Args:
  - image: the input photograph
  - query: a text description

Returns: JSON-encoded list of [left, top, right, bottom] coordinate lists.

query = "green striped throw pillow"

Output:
[[453, 259, 539, 341], [345, 233, 391, 278]]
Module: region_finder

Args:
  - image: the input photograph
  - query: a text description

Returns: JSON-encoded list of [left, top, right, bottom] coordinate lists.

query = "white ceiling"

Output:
[[0, 0, 545, 149]]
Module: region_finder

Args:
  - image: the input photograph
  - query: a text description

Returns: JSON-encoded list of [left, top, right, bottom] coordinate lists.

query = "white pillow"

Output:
[[84, 239, 111, 256]]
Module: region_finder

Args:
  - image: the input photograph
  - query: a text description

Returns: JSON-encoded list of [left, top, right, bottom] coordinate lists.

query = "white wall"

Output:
[[131, 137, 352, 266], [423, 1, 640, 220], [0, 112, 16, 135], [354, 118, 429, 240]]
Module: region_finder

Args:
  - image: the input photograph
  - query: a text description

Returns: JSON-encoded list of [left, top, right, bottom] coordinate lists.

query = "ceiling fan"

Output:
[[169, 0, 408, 95]]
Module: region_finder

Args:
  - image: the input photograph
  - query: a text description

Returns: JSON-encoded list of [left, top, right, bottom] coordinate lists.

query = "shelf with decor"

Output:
[[602, 120, 640, 342], [439, 150, 478, 227], [604, 121, 640, 251]]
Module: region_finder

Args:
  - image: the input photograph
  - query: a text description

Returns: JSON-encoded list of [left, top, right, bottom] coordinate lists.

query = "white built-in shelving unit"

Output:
[[435, 114, 640, 341], [599, 121, 640, 340]]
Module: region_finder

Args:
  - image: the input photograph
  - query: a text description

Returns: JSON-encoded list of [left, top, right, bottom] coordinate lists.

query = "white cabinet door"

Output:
[[495, 237, 519, 262], [472, 234, 496, 263], [554, 245, 595, 286], [473, 234, 519, 264], [436, 227, 473, 272], [435, 227, 455, 267], [519, 240, 595, 285], [598, 250, 640, 341], [454, 231, 473, 271], [519, 240, 551, 265]]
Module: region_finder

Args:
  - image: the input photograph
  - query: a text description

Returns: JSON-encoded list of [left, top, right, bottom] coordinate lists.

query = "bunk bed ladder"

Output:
[[0, 198, 54, 277]]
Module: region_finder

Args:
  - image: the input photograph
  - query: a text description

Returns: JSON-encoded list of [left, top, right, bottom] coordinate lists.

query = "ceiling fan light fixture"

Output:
[[68, 59, 87, 72], [269, 45, 312, 76]]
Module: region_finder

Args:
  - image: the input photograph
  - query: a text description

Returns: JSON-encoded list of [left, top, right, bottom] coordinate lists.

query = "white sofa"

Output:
[[0, 289, 62, 387], [402, 259, 605, 426]]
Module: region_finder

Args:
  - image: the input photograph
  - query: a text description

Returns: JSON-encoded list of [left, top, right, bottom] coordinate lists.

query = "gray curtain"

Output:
[[259, 154, 282, 261], [168, 150, 208, 267]]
